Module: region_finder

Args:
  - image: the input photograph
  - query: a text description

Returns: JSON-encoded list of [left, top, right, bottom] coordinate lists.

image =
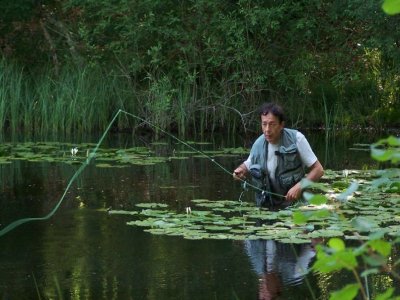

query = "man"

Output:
[[233, 102, 324, 208]]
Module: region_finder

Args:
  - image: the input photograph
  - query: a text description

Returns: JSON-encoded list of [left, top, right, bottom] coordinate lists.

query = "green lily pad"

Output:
[[203, 225, 232, 231], [108, 210, 139, 216], [136, 203, 169, 208]]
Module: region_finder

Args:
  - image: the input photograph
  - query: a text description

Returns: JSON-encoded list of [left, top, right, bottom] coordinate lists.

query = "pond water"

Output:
[[0, 130, 398, 299]]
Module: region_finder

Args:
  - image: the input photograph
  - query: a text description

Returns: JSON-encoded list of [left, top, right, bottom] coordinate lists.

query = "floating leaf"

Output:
[[308, 229, 344, 238], [301, 178, 329, 192], [108, 210, 139, 216], [278, 237, 311, 244], [136, 203, 169, 208], [293, 211, 308, 224], [351, 217, 379, 232], [303, 192, 328, 205]]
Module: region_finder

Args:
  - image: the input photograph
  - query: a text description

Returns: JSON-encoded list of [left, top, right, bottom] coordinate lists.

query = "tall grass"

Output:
[[0, 61, 136, 137], [0, 65, 8, 132], [0, 59, 396, 138]]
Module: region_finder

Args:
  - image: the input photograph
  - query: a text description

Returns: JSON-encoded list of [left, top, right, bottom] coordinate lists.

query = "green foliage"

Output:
[[329, 284, 359, 300], [313, 245, 358, 273], [1, 0, 400, 133], [292, 136, 400, 299], [0, 0, 35, 22], [371, 136, 400, 163], [382, 0, 400, 15]]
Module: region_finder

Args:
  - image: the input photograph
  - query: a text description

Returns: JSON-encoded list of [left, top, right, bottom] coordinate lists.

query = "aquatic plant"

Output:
[[295, 136, 400, 300], [107, 136, 400, 299]]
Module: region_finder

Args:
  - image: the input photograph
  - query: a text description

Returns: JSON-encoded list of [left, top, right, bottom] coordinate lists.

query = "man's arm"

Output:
[[305, 160, 324, 182], [286, 160, 324, 201]]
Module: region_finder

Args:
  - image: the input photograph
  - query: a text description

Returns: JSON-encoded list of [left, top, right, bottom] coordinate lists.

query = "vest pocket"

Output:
[[283, 152, 301, 171], [279, 169, 304, 190]]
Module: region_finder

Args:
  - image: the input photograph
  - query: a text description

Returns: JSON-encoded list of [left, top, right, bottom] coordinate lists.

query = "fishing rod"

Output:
[[0, 109, 283, 237]]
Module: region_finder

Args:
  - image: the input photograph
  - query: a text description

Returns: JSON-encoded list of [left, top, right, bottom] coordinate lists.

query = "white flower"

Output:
[[71, 147, 78, 156]]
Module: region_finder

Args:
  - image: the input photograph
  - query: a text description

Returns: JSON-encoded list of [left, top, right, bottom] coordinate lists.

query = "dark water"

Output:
[[0, 131, 398, 299]]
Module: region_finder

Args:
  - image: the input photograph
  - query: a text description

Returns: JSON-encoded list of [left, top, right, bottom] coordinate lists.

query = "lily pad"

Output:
[[136, 203, 169, 208]]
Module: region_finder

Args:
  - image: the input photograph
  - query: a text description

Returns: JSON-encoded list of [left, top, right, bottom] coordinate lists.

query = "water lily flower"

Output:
[[71, 147, 78, 156], [186, 207, 192, 214]]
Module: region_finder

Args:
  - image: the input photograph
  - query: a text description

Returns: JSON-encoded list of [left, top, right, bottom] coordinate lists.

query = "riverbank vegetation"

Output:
[[1, 0, 399, 136]]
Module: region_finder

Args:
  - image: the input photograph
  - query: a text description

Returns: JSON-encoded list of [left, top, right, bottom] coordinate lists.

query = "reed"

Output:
[[175, 83, 191, 136], [32, 65, 128, 136], [0, 63, 8, 132], [0, 59, 396, 137], [0, 62, 25, 135]]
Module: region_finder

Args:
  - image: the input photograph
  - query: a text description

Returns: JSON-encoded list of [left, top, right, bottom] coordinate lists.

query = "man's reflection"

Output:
[[244, 239, 316, 300]]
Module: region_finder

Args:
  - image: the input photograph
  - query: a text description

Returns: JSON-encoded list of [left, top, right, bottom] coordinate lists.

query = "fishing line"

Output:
[[0, 109, 284, 237], [0, 110, 120, 237], [120, 110, 285, 198]]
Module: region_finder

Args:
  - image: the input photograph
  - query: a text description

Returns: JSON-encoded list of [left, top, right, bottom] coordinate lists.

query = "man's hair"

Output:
[[258, 102, 285, 123]]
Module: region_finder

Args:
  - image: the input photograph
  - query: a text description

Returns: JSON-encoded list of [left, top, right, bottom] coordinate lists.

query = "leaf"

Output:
[[383, 0, 400, 15], [371, 136, 400, 162], [203, 225, 232, 231], [313, 209, 331, 218], [351, 216, 378, 232], [293, 211, 308, 224], [304, 193, 328, 205], [363, 253, 387, 267], [360, 268, 379, 277], [313, 247, 357, 273], [371, 148, 394, 162], [329, 283, 359, 300], [368, 229, 389, 240], [136, 203, 169, 208], [301, 178, 328, 191], [376, 288, 396, 300], [336, 181, 359, 202], [328, 238, 345, 251], [387, 135, 400, 146], [308, 229, 344, 238], [108, 210, 138, 216], [368, 239, 391, 257]]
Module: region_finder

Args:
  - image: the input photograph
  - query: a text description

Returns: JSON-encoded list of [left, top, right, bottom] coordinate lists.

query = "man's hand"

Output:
[[233, 164, 248, 180], [286, 182, 302, 202], [286, 161, 324, 202]]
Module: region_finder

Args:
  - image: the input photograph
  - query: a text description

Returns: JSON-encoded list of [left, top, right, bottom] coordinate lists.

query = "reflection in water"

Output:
[[245, 239, 316, 300]]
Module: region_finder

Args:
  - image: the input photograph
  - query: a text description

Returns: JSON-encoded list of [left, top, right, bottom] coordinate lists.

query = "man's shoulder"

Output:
[[283, 128, 299, 136], [253, 134, 265, 145], [283, 128, 307, 142], [250, 134, 266, 154]]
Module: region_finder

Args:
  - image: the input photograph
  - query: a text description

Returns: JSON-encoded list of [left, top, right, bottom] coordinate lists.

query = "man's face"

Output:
[[261, 113, 284, 144]]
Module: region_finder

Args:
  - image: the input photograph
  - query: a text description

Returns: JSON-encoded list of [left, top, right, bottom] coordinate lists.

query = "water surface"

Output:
[[0, 131, 397, 299]]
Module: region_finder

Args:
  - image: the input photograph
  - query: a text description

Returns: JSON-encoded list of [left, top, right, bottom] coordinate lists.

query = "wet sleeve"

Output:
[[296, 132, 318, 168]]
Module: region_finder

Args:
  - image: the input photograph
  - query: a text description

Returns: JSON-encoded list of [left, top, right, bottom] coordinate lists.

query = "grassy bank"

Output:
[[0, 61, 398, 137]]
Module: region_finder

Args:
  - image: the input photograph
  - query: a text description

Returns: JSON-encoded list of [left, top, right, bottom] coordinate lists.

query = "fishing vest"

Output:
[[249, 128, 305, 207]]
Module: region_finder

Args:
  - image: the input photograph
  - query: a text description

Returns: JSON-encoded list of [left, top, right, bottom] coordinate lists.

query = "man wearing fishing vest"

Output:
[[233, 102, 324, 208]]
